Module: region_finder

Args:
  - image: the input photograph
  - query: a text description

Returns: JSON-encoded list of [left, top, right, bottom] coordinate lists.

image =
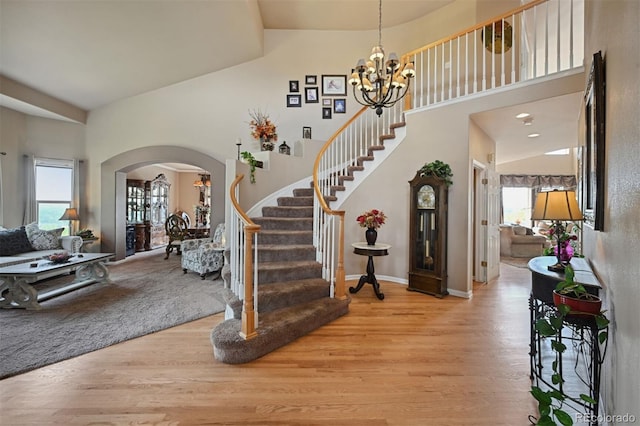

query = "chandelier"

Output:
[[348, 0, 415, 117]]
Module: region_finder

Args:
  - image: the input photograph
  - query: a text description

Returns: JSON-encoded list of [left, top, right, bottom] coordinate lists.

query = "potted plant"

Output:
[[530, 264, 609, 426], [418, 160, 453, 186]]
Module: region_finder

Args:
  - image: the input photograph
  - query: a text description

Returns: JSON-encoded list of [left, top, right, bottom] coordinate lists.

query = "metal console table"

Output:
[[528, 256, 607, 425]]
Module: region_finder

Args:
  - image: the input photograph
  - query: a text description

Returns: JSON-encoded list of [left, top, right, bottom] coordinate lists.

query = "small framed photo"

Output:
[[333, 98, 346, 114], [289, 80, 299, 92], [305, 75, 317, 85], [305, 87, 319, 103], [322, 98, 332, 106], [303, 126, 312, 139], [287, 94, 302, 107], [322, 107, 332, 119], [321, 75, 347, 96]]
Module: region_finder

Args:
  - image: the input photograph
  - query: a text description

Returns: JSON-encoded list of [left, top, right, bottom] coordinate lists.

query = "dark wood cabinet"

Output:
[[126, 179, 150, 254], [408, 172, 449, 297]]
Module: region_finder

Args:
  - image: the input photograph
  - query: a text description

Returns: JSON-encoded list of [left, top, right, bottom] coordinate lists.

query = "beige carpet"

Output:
[[0, 249, 226, 379], [500, 256, 533, 269]]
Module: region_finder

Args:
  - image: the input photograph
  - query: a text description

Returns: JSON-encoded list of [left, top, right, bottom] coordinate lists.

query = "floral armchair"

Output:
[[181, 223, 225, 280]]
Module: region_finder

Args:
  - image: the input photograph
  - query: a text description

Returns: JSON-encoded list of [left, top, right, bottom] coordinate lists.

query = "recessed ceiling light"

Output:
[[528, 133, 540, 138], [516, 113, 530, 119]]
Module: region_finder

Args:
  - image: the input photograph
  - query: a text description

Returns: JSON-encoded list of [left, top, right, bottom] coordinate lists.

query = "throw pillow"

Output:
[[29, 228, 64, 250], [0, 226, 34, 256], [25, 222, 40, 239], [513, 226, 527, 236]]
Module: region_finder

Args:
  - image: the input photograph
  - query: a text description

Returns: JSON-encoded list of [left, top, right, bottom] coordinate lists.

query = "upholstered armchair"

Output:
[[181, 223, 225, 279]]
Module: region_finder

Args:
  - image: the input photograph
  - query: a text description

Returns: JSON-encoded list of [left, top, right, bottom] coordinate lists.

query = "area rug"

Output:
[[500, 256, 533, 269], [0, 250, 226, 379]]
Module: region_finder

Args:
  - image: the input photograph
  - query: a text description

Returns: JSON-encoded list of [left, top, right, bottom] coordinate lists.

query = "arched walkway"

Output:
[[100, 146, 224, 260]]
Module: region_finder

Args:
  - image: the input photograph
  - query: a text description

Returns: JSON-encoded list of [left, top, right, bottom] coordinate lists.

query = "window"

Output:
[[502, 187, 532, 226], [35, 158, 75, 235]]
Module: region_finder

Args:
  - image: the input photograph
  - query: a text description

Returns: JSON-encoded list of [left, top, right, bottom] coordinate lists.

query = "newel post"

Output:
[[240, 224, 260, 340]]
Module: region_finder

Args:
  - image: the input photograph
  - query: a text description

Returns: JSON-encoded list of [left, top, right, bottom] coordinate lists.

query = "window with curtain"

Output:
[[500, 175, 577, 227], [35, 158, 75, 235]]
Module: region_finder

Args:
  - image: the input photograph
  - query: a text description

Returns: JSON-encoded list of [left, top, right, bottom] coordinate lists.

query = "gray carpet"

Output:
[[0, 249, 226, 379]]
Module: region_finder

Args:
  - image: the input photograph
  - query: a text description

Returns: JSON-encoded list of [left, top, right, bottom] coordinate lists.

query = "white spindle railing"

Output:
[[403, 0, 583, 110]]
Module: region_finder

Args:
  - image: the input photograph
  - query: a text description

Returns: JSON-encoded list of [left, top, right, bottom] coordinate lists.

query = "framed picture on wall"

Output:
[[289, 80, 299, 92], [321, 75, 347, 96], [305, 87, 319, 103], [322, 107, 332, 119], [333, 98, 346, 113], [287, 94, 302, 107], [303, 126, 312, 139], [305, 75, 317, 85], [581, 51, 605, 231]]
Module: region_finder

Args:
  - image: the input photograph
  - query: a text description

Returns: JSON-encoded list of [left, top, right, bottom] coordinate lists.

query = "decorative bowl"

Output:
[[48, 252, 73, 264]]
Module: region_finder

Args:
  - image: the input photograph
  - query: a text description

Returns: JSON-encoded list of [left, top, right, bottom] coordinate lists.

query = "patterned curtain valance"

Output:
[[500, 174, 576, 189]]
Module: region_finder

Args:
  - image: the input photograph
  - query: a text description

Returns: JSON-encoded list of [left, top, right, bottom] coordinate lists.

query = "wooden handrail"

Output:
[[312, 105, 368, 213], [230, 174, 258, 227], [402, 0, 547, 59]]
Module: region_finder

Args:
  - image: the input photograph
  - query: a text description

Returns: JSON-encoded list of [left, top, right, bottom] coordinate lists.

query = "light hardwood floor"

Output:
[[0, 263, 537, 425]]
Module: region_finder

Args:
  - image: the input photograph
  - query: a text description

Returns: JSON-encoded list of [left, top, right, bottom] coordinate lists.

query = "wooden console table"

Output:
[[0, 253, 114, 310], [528, 256, 605, 425], [349, 242, 390, 300]]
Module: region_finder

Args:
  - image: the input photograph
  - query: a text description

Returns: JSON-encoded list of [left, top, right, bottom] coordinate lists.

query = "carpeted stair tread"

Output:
[[252, 217, 313, 230], [257, 278, 331, 313], [277, 196, 314, 206], [261, 206, 313, 218], [211, 296, 350, 364], [293, 188, 314, 197], [259, 230, 313, 245], [257, 260, 322, 284], [257, 244, 315, 262]]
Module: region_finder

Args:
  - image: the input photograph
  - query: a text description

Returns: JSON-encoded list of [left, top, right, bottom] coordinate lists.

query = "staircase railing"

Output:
[[311, 99, 405, 299], [402, 0, 583, 110], [229, 174, 259, 339], [312, 0, 583, 297]]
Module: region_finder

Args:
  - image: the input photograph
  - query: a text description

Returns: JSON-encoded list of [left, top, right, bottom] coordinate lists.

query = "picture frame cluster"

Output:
[[286, 74, 347, 118]]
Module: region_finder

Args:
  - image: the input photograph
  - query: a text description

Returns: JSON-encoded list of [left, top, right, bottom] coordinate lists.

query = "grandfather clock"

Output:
[[408, 172, 449, 298]]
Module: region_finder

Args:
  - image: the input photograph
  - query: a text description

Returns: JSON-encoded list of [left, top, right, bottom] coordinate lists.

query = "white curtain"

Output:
[[23, 154, 37, 225]]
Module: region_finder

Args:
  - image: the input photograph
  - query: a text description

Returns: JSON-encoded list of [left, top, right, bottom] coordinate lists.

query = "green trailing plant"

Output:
[[530, 265, 609, 426], [419, 160, 453, 186], [240, 151, 258, 184]]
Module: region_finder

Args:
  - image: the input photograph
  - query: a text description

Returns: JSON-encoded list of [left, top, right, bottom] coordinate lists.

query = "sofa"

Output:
[[499, 224, 548, 258], [0, 224, 83, 268]]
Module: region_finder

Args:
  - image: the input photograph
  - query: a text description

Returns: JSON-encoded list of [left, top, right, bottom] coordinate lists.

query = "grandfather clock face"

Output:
[[416, 185, 437, 272]]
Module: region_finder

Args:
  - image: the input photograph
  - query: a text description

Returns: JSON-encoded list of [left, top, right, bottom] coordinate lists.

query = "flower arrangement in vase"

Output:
[[248, 109, 277, 151], [356, 209, 387, 245]]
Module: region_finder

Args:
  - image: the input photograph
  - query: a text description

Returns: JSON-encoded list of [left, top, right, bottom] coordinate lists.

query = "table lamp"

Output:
[[59, 207, 80, 236], [531, 189, 583, 272]]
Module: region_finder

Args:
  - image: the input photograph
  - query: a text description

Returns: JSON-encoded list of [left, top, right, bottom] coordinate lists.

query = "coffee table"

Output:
[[0, 253, 115, 310]]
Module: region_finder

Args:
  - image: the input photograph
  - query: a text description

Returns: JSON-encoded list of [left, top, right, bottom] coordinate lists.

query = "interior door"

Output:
[[486, 168, 501, 281]]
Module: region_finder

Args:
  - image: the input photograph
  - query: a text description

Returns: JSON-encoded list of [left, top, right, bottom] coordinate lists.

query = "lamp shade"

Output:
[[531, 190, 583, 221], [59, 207, 80, 221]]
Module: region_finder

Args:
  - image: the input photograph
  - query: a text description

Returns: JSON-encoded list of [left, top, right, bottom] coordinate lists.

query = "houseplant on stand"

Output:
[[530, 264, 609, 426]]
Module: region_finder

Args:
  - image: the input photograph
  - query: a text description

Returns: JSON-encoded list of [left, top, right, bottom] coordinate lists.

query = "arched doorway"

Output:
[[100, 146, 224, 260]]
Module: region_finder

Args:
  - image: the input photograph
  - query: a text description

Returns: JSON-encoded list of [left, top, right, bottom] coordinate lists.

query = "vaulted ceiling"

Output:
[[0, 0, 579, 165]]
